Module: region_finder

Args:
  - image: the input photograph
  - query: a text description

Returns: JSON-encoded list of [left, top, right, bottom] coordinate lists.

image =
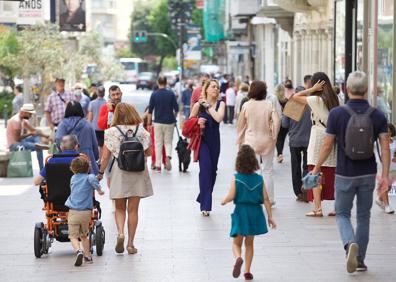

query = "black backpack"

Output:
[[115, 125, 145, 172], [342, 105, 375, 160]]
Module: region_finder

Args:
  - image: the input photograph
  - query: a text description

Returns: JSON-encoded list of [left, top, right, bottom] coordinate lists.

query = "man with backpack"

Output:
[[309, 71, 390, 273]]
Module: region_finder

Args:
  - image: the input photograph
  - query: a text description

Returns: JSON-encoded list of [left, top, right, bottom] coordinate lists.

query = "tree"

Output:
[[0, 29, 21, 89]]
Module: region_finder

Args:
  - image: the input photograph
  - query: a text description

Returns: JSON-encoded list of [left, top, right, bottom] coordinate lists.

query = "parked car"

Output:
[[136, 72, 155, 90]]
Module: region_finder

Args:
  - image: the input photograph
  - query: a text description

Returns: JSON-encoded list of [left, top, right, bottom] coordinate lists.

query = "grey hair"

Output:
[[60, 135, 79, 150], [346, 71, 368, 96]]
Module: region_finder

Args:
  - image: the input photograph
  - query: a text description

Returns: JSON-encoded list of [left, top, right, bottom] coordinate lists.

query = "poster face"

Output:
[[59, 0, 86, 32]]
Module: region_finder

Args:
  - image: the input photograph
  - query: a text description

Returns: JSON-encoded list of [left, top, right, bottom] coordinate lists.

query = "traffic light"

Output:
[[133, 31, 148, 43]]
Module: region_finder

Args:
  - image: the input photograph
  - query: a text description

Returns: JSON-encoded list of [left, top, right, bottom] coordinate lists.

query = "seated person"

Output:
[[7, 104, 49, 171], [34, 135, 79, 185]]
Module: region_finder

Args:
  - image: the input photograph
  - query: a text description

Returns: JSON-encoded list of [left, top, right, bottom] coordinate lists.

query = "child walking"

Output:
[[65, 157, 104, 266], [222, 145, 276, 280]]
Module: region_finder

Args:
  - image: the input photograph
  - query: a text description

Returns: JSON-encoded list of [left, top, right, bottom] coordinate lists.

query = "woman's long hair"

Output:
[[111, 102, 142, 126], [310, 72, 339, 111], [274, 84, 286, 102], [201, 79, 220, 100]]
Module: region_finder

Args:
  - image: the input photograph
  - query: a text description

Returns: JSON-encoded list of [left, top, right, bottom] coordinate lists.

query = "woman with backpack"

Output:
[[98, 103, 153, 254], [291, 72, 339, 217], [237, 81, 281, 206], [56, 101, 99, 174]]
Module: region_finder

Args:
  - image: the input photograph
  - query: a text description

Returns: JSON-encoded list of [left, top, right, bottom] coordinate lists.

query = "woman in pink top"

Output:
[[237, 81, 281, 205]]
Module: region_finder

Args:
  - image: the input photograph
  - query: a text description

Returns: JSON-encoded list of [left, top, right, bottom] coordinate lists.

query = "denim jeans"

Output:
[[9, 135, 43, 171], [334, 174, 376, 263]]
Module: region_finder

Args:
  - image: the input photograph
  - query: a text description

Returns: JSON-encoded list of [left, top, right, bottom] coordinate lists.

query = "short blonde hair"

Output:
[[111, 103, 142, 126], [239, 83, 249, 92]]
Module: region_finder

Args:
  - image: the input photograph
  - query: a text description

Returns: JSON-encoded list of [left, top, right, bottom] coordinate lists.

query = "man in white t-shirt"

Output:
[[225, 82, 236, 124]]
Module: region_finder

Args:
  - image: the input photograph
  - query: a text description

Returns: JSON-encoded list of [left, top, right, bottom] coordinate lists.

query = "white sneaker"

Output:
[[384, 205, 395, 214], [375, 198, 385, 210]]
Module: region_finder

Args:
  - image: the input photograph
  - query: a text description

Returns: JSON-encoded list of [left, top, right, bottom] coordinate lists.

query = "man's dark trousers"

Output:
[[290, 146, 308, 197]]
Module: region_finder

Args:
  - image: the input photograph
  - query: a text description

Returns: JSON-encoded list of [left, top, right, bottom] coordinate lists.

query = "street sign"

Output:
[[133, 31, 148, 43]]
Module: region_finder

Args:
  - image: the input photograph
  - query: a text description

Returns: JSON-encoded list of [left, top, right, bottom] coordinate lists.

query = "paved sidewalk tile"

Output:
[[0, 124, 395, 282]]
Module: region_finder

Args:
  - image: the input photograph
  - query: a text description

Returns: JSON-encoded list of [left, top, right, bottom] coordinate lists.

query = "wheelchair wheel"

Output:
[[96, 223, 105, 256], [34, 223, 44, 258]]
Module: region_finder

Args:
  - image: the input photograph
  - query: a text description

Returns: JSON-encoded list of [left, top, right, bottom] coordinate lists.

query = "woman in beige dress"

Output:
[[237, 81, 281, 205], [98, 103, 153, 254]]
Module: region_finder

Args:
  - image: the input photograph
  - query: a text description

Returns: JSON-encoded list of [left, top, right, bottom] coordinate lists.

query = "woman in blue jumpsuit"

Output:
[[190, 79, 226, 216]]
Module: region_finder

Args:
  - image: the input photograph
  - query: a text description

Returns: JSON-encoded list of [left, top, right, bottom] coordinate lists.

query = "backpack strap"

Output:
[[364, 106, 376, 116], [341, 105, 356, 116], [132, 124, 139, 137], [115, 125, 127, 138]]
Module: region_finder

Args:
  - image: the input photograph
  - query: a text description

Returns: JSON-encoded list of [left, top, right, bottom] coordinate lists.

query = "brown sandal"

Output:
[[305, 209, 323, 217], [127, 246, 138, 254], [244, 272, 254, 280], [232, 257, 243, 278]]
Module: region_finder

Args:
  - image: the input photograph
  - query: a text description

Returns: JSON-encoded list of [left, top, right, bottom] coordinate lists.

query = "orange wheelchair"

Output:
[[34, 153, 105, 258]]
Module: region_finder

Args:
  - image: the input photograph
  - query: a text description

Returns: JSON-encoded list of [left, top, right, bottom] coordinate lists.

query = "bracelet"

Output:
[[98, 171, 104, 175]]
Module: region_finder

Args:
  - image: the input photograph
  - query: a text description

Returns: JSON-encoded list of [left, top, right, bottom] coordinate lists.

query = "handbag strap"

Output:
[[66, 118, 83, 135]]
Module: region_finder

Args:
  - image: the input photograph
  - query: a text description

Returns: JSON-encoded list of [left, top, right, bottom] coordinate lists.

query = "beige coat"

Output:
[[237, 99, 281, 155]]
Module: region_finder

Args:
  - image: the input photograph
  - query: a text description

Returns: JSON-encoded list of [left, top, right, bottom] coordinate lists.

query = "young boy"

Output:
[[65, 157, 104, 266]]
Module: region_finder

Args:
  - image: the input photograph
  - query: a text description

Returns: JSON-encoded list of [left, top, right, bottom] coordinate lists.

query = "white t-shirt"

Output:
[[226, 88, 236, 106]]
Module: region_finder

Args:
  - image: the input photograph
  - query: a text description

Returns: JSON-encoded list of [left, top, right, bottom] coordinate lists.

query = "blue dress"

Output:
[[230, 173, 268, 237], [197, 101, 221, 211]]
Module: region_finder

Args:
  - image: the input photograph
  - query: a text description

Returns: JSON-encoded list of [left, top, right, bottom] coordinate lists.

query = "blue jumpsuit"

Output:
[[197, 101, 221, 211]]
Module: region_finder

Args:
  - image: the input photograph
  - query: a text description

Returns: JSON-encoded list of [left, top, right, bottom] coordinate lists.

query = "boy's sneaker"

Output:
[[356, 262, 367, 272], [384, 205, 395, 214], [74, 250, 84, 267], [84, 256, 93, 264], [346, 243, 359, 273], [375, 198, 385, 210]]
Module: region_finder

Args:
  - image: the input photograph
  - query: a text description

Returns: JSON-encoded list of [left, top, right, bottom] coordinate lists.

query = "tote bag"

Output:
[[283, 99, 306, 122], [7, 149, 33, 177]]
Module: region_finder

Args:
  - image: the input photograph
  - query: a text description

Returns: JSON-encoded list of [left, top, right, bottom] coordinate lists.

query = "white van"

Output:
[[119, 58, 149, 84]]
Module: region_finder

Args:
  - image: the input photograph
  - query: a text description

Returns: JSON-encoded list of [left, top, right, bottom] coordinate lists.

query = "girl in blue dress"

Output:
[[222, 145, 277, 280]]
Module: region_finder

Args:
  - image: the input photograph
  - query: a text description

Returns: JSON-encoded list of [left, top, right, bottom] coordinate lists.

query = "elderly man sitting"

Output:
[[34, 135, 79, 185]]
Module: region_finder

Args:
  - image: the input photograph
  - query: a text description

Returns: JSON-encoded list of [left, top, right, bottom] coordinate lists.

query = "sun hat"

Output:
[[20, 103, 36, 114]]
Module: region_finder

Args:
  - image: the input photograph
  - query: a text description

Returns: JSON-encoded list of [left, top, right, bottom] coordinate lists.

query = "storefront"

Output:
[[334, 0, 395, 120]]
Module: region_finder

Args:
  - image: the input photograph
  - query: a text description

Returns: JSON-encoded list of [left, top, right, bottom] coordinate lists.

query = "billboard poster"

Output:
[[17, 0, 47, 26], [59, 0, 86, 32], [184, 25, 202, 69]]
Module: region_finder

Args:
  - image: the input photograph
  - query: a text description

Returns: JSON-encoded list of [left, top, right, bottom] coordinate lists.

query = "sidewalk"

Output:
[[0, 124, 395, 281]]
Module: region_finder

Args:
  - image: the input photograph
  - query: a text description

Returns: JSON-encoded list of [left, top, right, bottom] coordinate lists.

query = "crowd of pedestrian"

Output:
[[13, 69, 393, 278]]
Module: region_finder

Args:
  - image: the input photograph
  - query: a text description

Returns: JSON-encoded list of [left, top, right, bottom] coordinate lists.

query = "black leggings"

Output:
[[276, 126, 288, 156]]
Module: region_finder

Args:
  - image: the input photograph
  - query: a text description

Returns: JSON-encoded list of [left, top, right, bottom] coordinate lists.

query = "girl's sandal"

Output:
[[127, 246, 138, 254], [305, 209, 323, 217], [244, 273, 254, 280]]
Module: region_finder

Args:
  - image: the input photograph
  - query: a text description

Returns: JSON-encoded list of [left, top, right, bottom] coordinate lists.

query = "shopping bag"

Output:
[[283, 98, 306, 122], [7, 149, 33, 177]]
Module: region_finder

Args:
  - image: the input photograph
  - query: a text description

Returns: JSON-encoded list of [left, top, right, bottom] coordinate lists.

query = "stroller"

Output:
[[34, 153, 105, 258]]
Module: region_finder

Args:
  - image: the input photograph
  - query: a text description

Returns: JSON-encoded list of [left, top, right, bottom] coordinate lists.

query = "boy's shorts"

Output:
[[68, 210, 91, 239]]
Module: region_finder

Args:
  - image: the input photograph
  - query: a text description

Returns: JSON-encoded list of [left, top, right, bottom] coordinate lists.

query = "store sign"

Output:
[[59, 0, 86, 32], [16, 0, 47, 26], [184, 25, 202, 69]]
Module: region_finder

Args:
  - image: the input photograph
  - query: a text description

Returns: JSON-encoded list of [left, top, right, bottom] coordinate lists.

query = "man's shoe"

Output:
[[165, 157, 172, 171], [35, 143, 50, 150], [74, 250, 84, 267], [375, 198, 385, 210], [346, 243, 359, 273], [385, 205, 395, 214], [356, 262, 367, 272]]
